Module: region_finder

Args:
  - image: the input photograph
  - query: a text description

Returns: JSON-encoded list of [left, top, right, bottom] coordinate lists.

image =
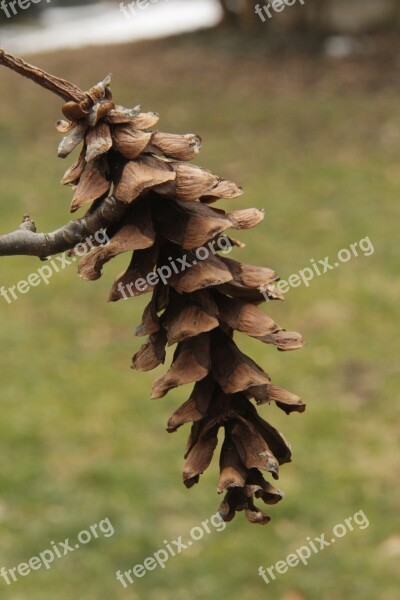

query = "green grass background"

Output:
[[0, 34, 399, 599]]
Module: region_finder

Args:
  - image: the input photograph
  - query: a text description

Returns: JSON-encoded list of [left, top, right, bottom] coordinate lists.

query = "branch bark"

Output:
[[0, 196, 128, 258]]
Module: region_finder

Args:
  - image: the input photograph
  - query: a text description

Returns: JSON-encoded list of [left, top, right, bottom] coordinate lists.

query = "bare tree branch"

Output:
[[0, 196, 128, 258], [0, 51, 122, 260]]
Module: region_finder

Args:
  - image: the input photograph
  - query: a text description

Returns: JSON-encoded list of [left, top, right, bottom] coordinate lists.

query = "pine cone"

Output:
[[58, 78, 305, 525]]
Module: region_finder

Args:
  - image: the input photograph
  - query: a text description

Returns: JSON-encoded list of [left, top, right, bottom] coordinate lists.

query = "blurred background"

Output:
[[0, 1, 399, 599]]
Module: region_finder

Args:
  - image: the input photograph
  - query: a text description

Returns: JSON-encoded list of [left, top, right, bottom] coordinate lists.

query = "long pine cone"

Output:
[[59, 78, 305, 525]]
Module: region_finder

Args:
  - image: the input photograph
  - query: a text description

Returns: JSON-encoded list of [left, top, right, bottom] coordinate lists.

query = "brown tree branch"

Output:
[[0, 196, 128, 258], [0, 47, 86, 102]]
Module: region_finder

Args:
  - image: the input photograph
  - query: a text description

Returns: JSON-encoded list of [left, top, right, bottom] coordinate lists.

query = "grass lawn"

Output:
[[0, 32, 399, 600]]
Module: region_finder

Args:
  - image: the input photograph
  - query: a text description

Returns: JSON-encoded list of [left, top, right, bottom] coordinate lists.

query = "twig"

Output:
[[0, 197, 128, 258], [0, 50, 122, 260], [0, 48, 86, 102]]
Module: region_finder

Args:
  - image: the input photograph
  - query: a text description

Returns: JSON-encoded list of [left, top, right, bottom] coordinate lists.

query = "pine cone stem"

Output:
[[0, 48, 86, 102]]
